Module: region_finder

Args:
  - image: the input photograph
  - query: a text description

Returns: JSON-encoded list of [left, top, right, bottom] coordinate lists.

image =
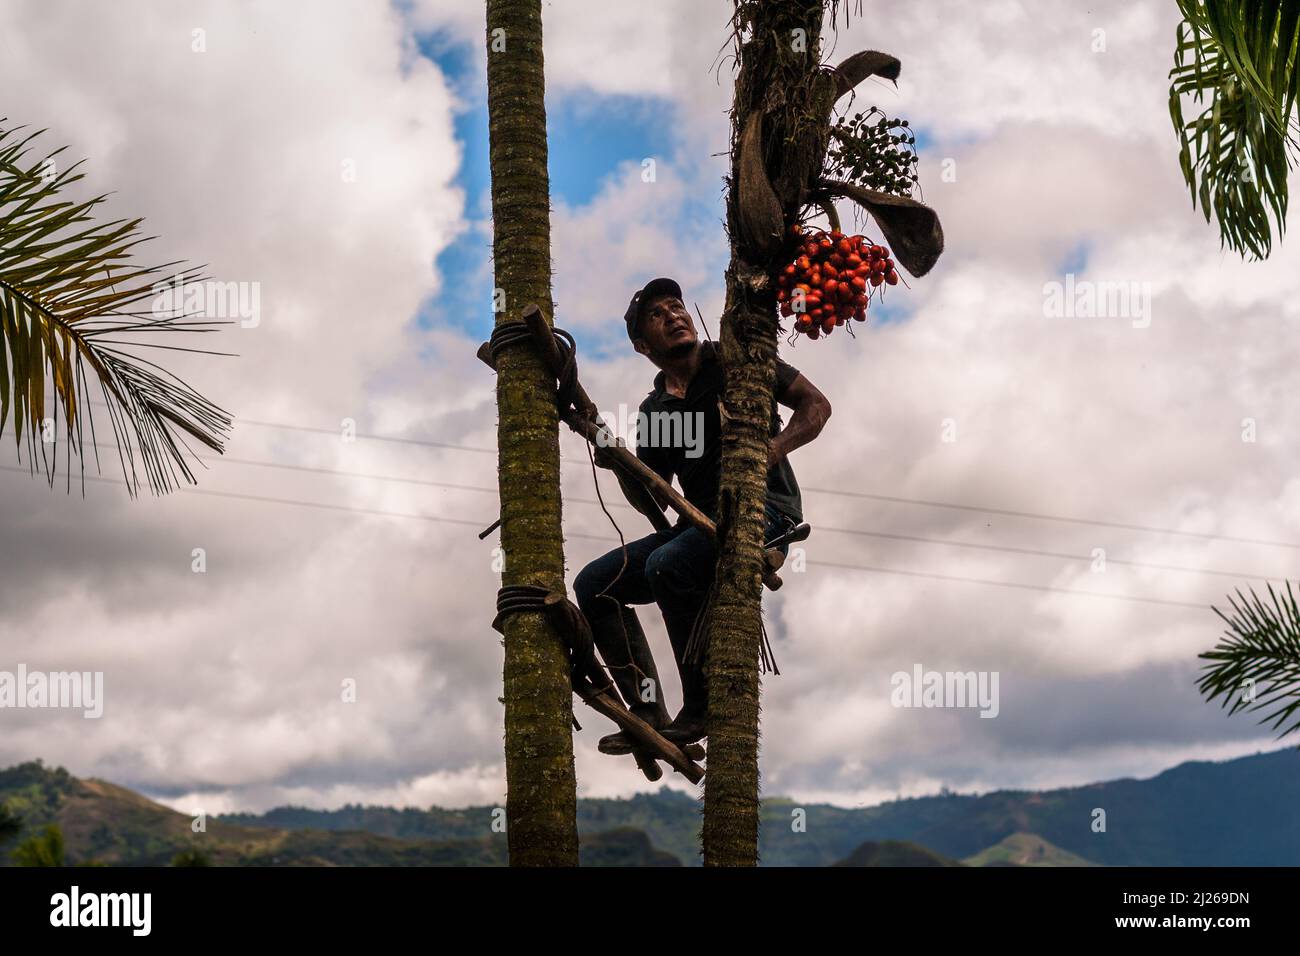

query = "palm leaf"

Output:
[[1199, 581, 1300, 746], [0, 121, 231, 496], [1168, 1, 1299, 259], [1178, 0, 1300, 136]]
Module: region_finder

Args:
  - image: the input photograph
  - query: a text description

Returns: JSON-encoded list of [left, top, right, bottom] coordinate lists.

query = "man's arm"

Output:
[[592, 416, 675, 516], [770, 372, 832, 468]]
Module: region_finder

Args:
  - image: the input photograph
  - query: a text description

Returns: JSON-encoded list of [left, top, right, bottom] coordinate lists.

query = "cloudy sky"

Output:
[[2, 0, 1296, 818]]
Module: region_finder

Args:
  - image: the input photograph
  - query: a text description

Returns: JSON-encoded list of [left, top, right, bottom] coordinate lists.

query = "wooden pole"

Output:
[[541, 592, 705, 784]]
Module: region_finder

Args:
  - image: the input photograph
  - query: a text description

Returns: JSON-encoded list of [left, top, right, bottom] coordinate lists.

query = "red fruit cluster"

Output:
[[775, 225, 899, 339]]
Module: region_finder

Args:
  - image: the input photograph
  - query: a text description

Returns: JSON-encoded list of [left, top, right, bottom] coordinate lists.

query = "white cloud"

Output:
[[3, 0, 1294, 819], [405, 0, 689, 96]]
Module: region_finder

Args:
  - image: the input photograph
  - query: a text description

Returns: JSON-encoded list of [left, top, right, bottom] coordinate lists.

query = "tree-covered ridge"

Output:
[[4, 748, 1296, 866]]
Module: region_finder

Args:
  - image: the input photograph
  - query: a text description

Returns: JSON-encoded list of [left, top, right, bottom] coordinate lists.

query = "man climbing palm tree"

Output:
[[574, 278, 831, 750]]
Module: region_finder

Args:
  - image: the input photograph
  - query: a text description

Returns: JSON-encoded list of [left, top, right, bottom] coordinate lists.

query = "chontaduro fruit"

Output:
[[773, 226, 903, 339]]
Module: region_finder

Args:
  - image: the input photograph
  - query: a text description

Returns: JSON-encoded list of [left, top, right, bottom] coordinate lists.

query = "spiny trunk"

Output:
[[485, 0, 578, 867], [701, 268, 778, 865], [703, 0, 830, 868]]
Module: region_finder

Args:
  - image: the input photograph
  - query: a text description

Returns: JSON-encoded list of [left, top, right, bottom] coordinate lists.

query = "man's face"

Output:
[[634, 294, 697, 363]]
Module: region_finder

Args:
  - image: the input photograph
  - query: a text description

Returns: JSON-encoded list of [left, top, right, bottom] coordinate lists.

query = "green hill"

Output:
[[580, 827, 682, 867], [217, 747, 1300, 866], [4, 746, 1297, 866], [833, 840, 962, 867], [0, 761, 677, 866], [962, 832, 1097, 867]]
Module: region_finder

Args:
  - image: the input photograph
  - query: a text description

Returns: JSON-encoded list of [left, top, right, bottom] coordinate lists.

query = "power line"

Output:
[[0, 464, 1221, 610], [54, 398, 502, 455], [0, 465, 609, 543], [58, 401, 1300, 551], [236, 417, 497, 454], [237, 414, 1300, 551], [797, 485, 1300, 552], [812, 525, 1286, 584], [84, 442, 637, 513], [91, 443, 506, 496], [66, 442, 1299, 584], [804, 559, 1210, 610]]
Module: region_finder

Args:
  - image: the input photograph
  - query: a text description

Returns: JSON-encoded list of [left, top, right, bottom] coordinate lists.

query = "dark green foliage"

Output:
[[832, 839, 961, 867], [578, 828, 682, 867], [0, 760, 73, 821], [170, 847, 213, 867], [0, 802, 22, 844], [220, 803, 492, 841], [1168, 0, 1299, 259], [962, 832, 1098, 867], [0, 759, 674, 866], [8, 749, 1297, 866], [827, 109, 918, 197], [219, 748, 1300, 867], [0, 123, 230, 494], [237, 830, 509, 867], [12, 823, 64, 866], [1200, 582, 1300, 743]]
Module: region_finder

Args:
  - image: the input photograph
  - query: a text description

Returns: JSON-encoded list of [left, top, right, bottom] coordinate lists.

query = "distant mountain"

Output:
[[833, 840, 961, 867], [217, 747, 1300, 866], [4, 747, 1297, 866], [0, 761, 678, 866], [580, 827, 681, 867], [962, 833, 1097, 868], [219, 788, 711, 864]]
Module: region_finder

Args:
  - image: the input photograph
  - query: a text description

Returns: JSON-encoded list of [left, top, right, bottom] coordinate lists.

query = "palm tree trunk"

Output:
[[701, 276, 777, 866], [485, 0, 579, 867], [702, 0, 830, 868]]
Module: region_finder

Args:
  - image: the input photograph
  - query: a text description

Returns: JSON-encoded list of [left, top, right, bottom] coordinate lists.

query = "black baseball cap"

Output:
[[624, 277, 683, 342]]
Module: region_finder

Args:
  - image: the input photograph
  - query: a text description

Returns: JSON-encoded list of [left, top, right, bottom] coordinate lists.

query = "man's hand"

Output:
[[771, 373, 832, 463], [767, 440, 786, 471]]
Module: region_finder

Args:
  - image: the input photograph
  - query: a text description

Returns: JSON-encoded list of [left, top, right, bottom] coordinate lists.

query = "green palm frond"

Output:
[[1179, 0, 1300, 134], [1168, 1, 1299, 259], [0, 121, 231, 496], [1199, 582, 1300, 746]]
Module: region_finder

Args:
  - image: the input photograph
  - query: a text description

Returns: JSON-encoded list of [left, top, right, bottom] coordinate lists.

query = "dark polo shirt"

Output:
[[635, 340, 803, 524]]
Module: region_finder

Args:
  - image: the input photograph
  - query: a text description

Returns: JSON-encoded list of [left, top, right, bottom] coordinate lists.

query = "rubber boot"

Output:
[[587, 602, 670, 754], [661, 636, 708, 746]]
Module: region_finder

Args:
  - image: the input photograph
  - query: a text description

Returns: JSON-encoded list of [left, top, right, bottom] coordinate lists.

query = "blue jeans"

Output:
[[573, 501, 795, 721]]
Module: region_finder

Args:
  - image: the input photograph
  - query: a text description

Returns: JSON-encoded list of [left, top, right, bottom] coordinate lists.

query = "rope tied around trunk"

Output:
[[477, 320, 580, 542], [491, 585, 606, 692], [491, 584, 553, 634], [488, 320, 579, 414], [491, 583, 612, 734]]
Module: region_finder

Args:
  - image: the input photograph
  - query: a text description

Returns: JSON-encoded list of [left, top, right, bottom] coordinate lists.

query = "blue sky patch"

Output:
[[416, 33, 680, 339], [1056, 240, 1090, 277]]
